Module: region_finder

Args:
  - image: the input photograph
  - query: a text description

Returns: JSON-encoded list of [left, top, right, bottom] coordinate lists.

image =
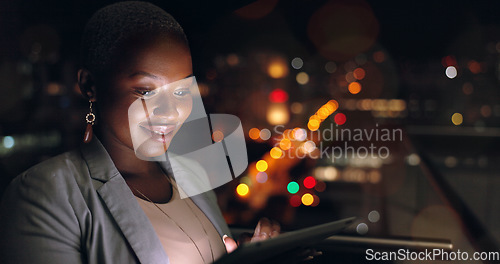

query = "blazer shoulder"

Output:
[[5, 150, 89, 198]]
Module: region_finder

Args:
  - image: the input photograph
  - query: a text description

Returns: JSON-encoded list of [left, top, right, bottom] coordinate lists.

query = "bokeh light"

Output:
[[311, 195, 320, 207], [444, 156, 458, 168], [451, 113, 463, 125], [328, 100, 339, 112], [467, 60, 481, 74], [256, 172, 268, 183], [291, 57, 304, 69], [3, 136, 15, 149], [301, 193, 314, 206], [293, 128, 307, 141], [353, 67, 366, 80], [334, 113, 347, 125], [345, 72, 356, 83], [259, 128, 271, 140], [249, 128, 260, 140], [302, 141, 316, 153], [269, 88, 289, 103], [296, 72, 309, 85], [308, 119, 320, 131], [480, 105, 492, 117], [445, 66, 457, 79], [280, 138, 292, 150], [462, 82, 473, 95], [325, 61, 337, 73], [348, 82, 362, 94], [236, 183, 249, 196], [289, 195, 301, 207], [267, 103, 290, 125], [368, 210, 380, 223], [287, 181, 300, 194], [356, 223, 369, 235], [256, 160, 268, 172], [407, 153, 421, 166], [212, 130, 224, 142], [303, 176, 316, 189], [315, 180, 327, 192], [270, 147, 283, 159], [267, 58, 289, 79]]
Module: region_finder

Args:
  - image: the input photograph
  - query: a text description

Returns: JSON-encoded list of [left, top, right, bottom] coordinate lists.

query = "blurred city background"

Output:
[[1, 0, 499, 263]]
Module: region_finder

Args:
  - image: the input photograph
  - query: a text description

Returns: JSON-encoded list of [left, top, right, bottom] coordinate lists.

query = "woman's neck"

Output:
[[99, 131, 173, 203]]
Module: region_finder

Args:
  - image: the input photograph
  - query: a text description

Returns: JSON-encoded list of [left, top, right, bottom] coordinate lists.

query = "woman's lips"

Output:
[[140, 124, 176, 143]]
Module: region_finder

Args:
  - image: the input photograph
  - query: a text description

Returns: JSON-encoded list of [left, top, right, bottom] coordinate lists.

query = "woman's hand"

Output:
[[223, 218, 280, 253]]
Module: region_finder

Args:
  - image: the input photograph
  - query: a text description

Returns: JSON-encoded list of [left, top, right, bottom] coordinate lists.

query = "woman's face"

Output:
[[98, 34, 193, 159]]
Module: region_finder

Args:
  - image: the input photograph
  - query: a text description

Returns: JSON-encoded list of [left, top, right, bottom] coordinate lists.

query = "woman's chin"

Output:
[[134, 139, 172, 160]]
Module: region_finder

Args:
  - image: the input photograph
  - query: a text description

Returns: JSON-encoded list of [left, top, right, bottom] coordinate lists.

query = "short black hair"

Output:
[[81, 1, 188, 75]]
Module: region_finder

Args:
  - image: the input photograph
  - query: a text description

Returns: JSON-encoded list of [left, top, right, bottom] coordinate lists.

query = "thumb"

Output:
[[223, 235, 238, 253]]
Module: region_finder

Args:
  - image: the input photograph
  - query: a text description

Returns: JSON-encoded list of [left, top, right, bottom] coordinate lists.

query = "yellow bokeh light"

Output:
[[280, 138, 292, 150], [348, 82, 362, 94], [296, 72, 309, 85], [256, 160, 269, 172], [301, 193, 314, 206], [267, 103, 290, 125], [270, 147, 283, 159], [268, 60, 288, 79], [236, 183, 250, 196], [316, 111, 328, 120], [317, 107, 330, 119], [249, 128, 261, 140], [451, 113, 463, 125], [327, 100, 339, 112], [307, 120, 320, 131], [324, 103, 334, 113]]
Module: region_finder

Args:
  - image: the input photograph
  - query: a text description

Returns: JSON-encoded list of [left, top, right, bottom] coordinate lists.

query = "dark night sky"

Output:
[[1, 0, 499, 61]]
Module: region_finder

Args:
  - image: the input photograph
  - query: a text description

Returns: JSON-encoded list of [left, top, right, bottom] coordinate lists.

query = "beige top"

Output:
[[135, 185, 226, 264]]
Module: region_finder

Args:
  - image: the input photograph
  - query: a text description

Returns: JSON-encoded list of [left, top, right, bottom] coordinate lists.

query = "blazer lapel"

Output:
[[81, 139, 169, 264]]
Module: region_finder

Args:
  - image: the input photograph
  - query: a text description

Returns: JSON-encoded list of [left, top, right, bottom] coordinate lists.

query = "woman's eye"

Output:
[[174, 89, 191, 97], [135, 89, 157, 98]]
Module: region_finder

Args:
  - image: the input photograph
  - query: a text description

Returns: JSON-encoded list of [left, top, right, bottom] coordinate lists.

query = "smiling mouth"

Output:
[[139, 124, 176, 142]]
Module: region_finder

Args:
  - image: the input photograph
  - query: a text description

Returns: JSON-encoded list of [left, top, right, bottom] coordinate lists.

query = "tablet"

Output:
[[215, 217, 356, 264]]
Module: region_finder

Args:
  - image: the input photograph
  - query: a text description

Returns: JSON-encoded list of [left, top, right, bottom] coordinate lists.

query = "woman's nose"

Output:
[[151, 94, 179, 120]]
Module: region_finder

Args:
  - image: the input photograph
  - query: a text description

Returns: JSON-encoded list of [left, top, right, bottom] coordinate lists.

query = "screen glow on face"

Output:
[[128, 76, 196, 160]]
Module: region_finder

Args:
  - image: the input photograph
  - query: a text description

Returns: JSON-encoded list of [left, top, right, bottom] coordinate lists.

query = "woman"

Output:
[[0, 2, 278, 263]]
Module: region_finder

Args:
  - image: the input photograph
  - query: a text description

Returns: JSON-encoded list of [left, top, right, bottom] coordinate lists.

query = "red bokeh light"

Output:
[[289, 195, 301, 207], [269, 88, 289, 103], [334, 113, 347, 125], [303, 176, 316, 189]]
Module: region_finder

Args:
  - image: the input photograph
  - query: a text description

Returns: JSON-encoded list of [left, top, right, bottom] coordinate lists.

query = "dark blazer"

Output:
[[0, 138, 230, 264]]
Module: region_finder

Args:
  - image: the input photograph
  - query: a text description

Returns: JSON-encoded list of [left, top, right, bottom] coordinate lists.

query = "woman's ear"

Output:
[[78, 69, 97, 102]]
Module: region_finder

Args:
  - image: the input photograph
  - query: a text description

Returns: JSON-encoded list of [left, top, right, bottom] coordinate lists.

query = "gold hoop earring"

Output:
[[83, 100, 96, 143]]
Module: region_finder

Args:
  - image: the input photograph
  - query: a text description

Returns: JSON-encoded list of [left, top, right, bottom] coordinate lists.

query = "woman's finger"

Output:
[[222, 235, 238, 253], [270, 219, 281, 238]]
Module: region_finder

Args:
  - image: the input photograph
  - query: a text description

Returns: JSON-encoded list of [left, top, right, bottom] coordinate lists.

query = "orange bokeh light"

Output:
[[348, 82, 362, 94], [249, 128, 260, 140]]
